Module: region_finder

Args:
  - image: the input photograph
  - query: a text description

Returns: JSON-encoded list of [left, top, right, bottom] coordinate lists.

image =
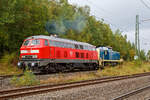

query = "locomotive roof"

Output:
[[26, 35, 95, 47]]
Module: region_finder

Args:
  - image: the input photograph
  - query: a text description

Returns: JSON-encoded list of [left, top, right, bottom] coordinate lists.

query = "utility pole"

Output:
[[135, 15, 140, 58]]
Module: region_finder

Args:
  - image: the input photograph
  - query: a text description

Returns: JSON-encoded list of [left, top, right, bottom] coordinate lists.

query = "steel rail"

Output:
[[0, 72, 150, 100], [0, 75, 15, 79], [0, 74, 23, 79], [113, 85, 150, 100]]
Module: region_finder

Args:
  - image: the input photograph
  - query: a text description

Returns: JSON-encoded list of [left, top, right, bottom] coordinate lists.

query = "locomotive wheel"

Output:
[[60, 64, 67, 72], [86, 64, 93, 70], [54, 64, 64, 72], [50, 64, 57, 72], [90, 64, 95, 70], [66, 64, 74, 72], [44, 64, 57, 73]]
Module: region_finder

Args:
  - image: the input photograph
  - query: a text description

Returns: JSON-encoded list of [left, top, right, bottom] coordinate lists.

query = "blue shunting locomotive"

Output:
[[96, 47, 122, 66]]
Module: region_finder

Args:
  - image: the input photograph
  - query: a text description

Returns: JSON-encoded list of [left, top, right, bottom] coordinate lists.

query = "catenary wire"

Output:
[[140, 0, 150, 10]]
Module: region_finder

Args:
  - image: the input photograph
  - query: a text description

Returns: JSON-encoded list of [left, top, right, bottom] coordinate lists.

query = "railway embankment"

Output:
[[11, 73, 150, 100], [1, 61, 150, 89]]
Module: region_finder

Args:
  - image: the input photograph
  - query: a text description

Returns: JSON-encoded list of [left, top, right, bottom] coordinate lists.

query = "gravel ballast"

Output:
[[13, 75, 150, 100], [124, 86, 150, 100]]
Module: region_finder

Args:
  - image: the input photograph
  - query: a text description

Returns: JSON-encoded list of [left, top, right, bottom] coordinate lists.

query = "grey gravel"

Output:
[[13, 75, 150, 100], [0, 78, 13, 90], [124, 85, 150, 100]]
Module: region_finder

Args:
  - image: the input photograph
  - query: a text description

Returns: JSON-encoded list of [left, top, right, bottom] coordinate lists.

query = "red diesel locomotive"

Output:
[[17, 35, 99, 72]]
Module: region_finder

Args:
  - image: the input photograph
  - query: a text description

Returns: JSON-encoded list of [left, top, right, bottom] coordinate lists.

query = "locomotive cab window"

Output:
[[49, 40, 55, 46], [89, 47, 92, 50], [54, 41, 58, 47], [71, 44, 74, 48], [75, 44, 78, 49], [67, 43, 70, 48], [80, 45, 83, 49], [44, 40, 48, 46], [84, 46, 88, 50], [67, 43, 71, 48], [49, 40, 52, 46], [64, 43, 67, 48], [59, 42, 64, 48]]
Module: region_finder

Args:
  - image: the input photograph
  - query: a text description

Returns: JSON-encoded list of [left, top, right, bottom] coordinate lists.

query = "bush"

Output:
[[0, 52, 22, 75], [0, 52, 19, 65], [11, 70, 40, 86], [134, 59, 143, 67]]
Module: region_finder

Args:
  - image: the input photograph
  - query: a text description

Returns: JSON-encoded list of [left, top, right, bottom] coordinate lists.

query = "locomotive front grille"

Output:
[[22, 55, 37, 59]]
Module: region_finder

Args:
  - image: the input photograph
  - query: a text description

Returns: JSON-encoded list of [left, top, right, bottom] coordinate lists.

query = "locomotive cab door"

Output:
[[50, 47, 55, 58], [49, 40, 55, 59]]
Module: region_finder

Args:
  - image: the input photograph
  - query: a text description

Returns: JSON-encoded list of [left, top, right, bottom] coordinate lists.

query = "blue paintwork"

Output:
[[97, 47, 120, 60]]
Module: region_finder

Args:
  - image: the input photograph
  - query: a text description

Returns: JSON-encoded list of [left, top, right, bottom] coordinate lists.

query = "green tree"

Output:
[[0, 0, 137, 61], [139, 50, 146, 61]]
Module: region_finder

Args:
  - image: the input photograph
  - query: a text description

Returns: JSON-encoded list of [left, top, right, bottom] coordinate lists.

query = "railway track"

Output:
[[0, 72, 150, 100], [0, 75, 15, 79], [0, 75, 17, 80], [113, 84, 150, 100], [0, 74, 23, 80]]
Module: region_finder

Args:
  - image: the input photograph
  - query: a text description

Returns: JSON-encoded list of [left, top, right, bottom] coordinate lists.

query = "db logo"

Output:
[[27, 50, 30, 53]]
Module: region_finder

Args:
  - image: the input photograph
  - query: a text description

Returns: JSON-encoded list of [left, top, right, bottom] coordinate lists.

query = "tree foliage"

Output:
[[0, 0, 143, 60]]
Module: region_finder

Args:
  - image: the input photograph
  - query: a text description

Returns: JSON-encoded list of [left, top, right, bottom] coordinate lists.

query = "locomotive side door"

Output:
[[50, 47, 55, 58], [49, 40, 55, 59], [44, 39, 50, 58]]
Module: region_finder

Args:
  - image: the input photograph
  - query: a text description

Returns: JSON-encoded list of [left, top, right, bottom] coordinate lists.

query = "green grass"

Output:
[[99, 61, 150, 76]]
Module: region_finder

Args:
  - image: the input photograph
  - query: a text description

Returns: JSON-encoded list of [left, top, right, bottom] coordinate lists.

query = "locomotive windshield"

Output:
[[23, 40, 30, 46], [23, 39, 40, 46], [31, 39, 40, 45]]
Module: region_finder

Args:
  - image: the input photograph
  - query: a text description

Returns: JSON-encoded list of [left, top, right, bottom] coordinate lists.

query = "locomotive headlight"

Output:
[[22, 55, 26, 58], [32, 55, 37, 58], [17, 62, 21, 66], [31, 50, 39, 53], [31, 63, 35, 67]]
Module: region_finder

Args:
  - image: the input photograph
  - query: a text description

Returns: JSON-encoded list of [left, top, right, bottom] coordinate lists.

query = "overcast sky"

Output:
[[68, 0, 150, 53]]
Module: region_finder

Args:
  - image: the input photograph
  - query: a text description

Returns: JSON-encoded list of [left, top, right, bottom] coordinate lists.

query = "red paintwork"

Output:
[[20, 38, 98, 61]]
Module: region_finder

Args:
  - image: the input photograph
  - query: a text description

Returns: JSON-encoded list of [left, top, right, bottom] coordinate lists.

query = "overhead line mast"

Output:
[[135, 15, 150, 58], [135, 15, 140, 57]]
